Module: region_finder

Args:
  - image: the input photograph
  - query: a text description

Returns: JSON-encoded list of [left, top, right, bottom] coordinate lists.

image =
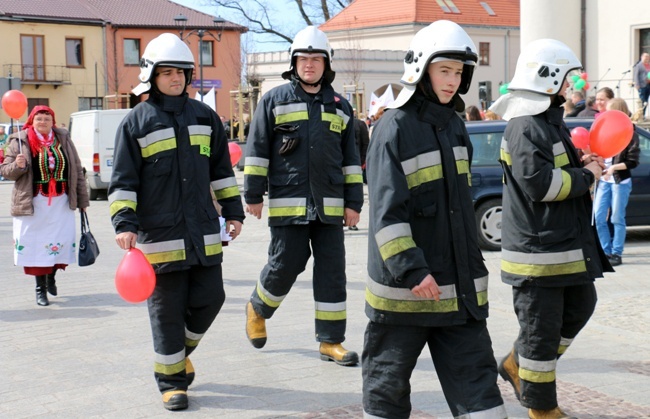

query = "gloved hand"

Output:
[[275, 124, 300, 156]]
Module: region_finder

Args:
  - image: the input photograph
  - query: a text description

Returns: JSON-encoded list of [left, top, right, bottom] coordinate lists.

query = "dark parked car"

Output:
[[467, 118, 650, 251]]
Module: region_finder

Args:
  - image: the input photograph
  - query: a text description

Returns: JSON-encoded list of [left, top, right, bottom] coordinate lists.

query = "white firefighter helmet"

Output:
[[281, 26, 335, 84], [391, 20, 478, 109], [507, 38, 582, 95], [132, 33, 195, 96]]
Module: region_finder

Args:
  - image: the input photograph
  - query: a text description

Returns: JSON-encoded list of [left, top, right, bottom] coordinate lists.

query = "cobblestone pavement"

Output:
[[1, 175, 649, 419]]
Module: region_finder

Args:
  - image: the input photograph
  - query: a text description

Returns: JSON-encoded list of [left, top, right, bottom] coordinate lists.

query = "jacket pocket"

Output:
[[329, 172, 345, 185], [269, 172, 301, 186], [538, 226, 578, 245], [139, 212, 175, 230]]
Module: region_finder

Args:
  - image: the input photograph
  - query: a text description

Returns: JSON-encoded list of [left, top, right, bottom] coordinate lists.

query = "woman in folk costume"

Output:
[[0, 105, 89, 306]]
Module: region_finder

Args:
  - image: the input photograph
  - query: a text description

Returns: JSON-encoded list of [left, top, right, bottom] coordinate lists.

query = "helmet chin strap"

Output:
[[294, 70, 323, 88]]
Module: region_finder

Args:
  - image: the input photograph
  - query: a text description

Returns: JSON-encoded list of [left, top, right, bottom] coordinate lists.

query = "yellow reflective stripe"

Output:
[[255, 281, 284, 308], [109, 200, 136, 217], [345, 174, 363, 184], [244, 157, 269, 176], [322, 112, 346, 132], [154, 350, 185, 375], [554, 153, 569, 168], [185, 328, 203, 348], [556, 170, 572, 200], [154, 359, 185, 375], [502, 244, 587, 275], [215, 186, 240, 200], [140, 239, 186, 264], [190, 134, 211, 156], [519, 367, 555, 384], [406, 166, 443, 189], [244, 166, 268, 176], [501, 259, 586, 276], [456, 160, 469, 175], [500, 148, 512, 166], [558, 336, 573, 355], [145, 250, 186, 264], [315, 301, 346, 321], [365, 287, 459, 313], [275, 111, 308, 124], [323, 197, 344, 216], [205, 242, 223, 256], [474, 275, 489, 306], [268, 197, 307, 217], [379, 237, 417, 260], [137, 128, 177, 158]]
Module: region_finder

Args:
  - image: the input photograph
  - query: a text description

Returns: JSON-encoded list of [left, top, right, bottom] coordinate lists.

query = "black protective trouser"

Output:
[[148, 264, 225, 393], [250, 220, 347, 343], [362, 319, 505, 419], [511, 283, 597, 410]]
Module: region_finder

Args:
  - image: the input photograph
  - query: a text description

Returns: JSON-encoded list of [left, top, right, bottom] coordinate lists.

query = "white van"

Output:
[[69, 109, 131, 200]]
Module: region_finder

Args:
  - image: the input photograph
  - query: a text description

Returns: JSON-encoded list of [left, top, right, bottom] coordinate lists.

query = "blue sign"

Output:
[[192, 79, 222, 89]]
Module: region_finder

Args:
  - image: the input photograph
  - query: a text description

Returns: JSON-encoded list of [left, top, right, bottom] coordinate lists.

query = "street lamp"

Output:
[[173, 13, 225, 102]]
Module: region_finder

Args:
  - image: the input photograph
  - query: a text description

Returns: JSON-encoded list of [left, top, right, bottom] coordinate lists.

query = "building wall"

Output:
[[521, 0, 650, 113], [247, 26, 520, 115], [106, 27, 242, 116], [0, 20, 105, 125]]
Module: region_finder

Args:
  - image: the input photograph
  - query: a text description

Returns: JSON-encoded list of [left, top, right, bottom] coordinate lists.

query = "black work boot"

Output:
[[46, 270, 58, 296], [35, 276, 49, 306]]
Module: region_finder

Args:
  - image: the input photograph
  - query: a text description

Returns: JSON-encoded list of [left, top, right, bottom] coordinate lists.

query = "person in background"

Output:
[[565, 90, 585, 117], [363, 20, 507, 419], [593, 98, 640, 266], [243, 26, 363, 366], [633, 52, 650, 120], [490, 38, 611, 419], [465, 104, 483, 120], [353, 109, 370, 189], [109, 33, 244, 411], [576, 95, 598, 117], [594, 87, 614, 117], [484, 110, 500, 120], [0, 106, 89, 306]]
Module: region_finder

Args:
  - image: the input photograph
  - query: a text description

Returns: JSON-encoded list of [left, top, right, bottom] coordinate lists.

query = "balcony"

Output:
[[2, 64, 71, 88]]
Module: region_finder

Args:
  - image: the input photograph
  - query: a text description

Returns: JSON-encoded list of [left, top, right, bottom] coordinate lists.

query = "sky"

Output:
[[170, 0, 292, 53]]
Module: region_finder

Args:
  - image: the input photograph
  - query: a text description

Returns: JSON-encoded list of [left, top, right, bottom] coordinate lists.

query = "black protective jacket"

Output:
[[244, 80, 363, 226], [499, 105, 612, 287], [366, 92, 489, 327], [109, 91, 244, 274]]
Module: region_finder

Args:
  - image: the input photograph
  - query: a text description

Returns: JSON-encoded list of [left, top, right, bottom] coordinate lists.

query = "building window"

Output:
[[78, 97, 103, 111], [641, 28, 650, 56], [479, 42, 490, 66], [21, 35, 45, 81], [124, 39, 140, 65], [201, 40, 214, 66], [66, 38, 84, 67]]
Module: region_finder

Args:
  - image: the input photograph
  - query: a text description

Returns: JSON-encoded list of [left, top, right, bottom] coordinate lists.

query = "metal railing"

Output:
[[2, 64, 71, 85]]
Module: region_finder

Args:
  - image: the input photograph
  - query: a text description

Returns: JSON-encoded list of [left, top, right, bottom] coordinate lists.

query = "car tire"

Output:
[[475, 198, 502, 251]]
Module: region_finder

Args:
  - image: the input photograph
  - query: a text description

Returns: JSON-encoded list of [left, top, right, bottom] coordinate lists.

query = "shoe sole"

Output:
[[319, 354, 359, 367], [498, 361, 521, 401]]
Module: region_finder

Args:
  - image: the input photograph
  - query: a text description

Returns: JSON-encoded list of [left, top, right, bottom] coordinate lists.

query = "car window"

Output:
[[469, 131, 503, 167]]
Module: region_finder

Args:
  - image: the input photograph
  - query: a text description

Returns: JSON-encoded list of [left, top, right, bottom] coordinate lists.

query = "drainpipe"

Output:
[[580, 0, 586, 68]]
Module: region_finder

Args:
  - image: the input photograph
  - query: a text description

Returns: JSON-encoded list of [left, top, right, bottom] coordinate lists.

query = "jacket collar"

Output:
[[410, 91, 456, 129], [292, 78, 335, 105], [149, 90, 188, 113]]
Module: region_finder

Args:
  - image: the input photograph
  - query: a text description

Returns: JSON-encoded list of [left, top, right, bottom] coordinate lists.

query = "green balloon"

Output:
[[571, 75, 580, 82], [499, 84, 509, 95], [575, 79, 586, 90], [647, 72, 650, 80]]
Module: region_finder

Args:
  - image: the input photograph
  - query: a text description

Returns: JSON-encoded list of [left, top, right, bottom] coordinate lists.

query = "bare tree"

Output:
[[209, 0, 351, 45]]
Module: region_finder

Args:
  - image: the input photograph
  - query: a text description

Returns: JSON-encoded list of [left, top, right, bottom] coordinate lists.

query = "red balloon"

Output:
[[589, 110, 634, 159], [570, 127, 590, 149], [228, 142, 242, 167], [583, 82, 590, 91], [1, 90, 28, 119], [115, 248, 156, 303], [580, 72, 588, 80]]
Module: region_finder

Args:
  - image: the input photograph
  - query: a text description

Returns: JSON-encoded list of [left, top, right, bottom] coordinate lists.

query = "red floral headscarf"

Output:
[[24, 105, 58, 157]]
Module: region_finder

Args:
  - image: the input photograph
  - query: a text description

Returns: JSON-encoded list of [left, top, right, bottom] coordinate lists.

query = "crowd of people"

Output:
[[2, 17, 647, 419]]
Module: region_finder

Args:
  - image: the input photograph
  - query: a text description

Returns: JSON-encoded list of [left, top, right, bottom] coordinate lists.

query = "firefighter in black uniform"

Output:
[[109, 33, 244, 411], [244, 26, 363, 366], [489, 39, 612, 419], [363, 20, 507, 419]]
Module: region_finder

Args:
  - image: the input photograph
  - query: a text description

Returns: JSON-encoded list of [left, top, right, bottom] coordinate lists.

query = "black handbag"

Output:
[[79, 211, 100, 266]]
